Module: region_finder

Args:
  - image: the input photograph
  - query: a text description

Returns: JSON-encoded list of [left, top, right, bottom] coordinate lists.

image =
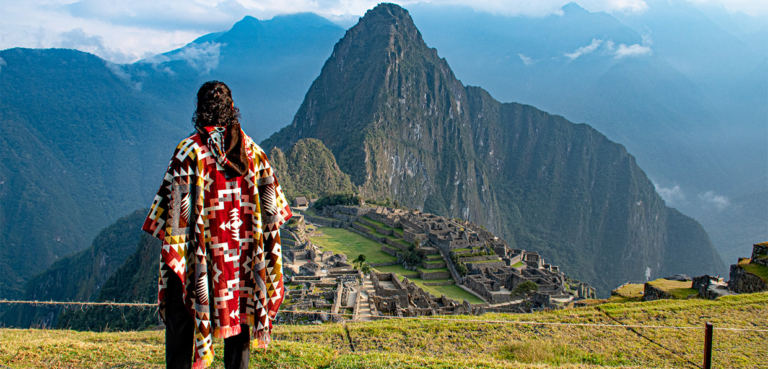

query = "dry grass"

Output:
[[647, 279, 699, 299], [2, 293, 766, 368], [614, 283, 645, 298]]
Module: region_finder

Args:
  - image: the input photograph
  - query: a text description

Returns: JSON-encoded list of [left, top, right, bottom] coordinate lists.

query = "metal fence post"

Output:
[[703, 322, 713, 369]]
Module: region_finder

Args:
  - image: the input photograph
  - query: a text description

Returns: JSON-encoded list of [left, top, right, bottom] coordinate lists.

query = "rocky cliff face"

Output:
[[262, 4, 725, 294]]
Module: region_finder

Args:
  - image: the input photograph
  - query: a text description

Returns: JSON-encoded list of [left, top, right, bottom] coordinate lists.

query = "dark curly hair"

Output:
[[192, 81, 240, 128]]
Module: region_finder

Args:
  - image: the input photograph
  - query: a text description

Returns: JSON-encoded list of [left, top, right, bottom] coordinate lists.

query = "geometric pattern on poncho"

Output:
[[142, 126, 291, 369]]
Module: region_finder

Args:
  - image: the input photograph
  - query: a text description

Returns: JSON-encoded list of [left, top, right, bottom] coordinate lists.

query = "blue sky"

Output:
[[1, 0, 766, 63]]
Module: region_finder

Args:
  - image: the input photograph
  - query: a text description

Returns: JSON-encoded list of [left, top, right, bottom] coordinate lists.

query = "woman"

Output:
[[142, 81, 292, 369]]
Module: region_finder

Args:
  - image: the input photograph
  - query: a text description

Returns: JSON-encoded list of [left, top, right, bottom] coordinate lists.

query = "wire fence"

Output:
[[1, 298, 765, 332], [1, 298, 765, 369]]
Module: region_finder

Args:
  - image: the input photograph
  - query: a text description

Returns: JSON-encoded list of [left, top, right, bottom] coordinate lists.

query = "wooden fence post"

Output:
[[703, 322, 713, 369]]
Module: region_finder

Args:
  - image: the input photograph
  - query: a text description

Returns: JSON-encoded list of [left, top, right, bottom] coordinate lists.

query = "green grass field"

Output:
[[4, 293, 766, 368], [311, 227, 396, 264], [408, 279, 484, 304]]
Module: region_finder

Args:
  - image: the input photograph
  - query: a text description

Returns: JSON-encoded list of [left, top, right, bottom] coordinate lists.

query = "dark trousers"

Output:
[[165, 273, 250, 369]]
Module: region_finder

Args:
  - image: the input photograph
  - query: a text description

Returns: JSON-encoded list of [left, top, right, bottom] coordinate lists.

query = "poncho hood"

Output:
[[196, 124, 249, 177]]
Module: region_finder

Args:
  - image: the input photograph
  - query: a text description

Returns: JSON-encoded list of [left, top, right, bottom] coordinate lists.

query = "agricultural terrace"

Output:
[[309, 227, 481, 303]]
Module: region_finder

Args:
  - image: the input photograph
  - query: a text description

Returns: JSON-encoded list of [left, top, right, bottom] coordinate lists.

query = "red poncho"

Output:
[[142, 126, 291, 368]]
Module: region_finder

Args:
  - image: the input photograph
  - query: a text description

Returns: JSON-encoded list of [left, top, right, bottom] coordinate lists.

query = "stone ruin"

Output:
[[613, 242, 767, 302], [282, 204, 597, 319], [369, 272, 487, 317]]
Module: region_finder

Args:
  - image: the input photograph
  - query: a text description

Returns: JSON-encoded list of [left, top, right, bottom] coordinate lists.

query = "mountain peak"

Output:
[[217, 15, 266, 43], [562, 2, 589, 15], [355, 3, 420, 37]]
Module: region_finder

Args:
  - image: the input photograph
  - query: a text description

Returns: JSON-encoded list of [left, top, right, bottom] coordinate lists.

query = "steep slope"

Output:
[[57, 233, 161, 331], [404, 3, 767, 263], [0, 48, 185, 298], [0, 14, 343, 297], [262, 4, 726, 294], [0, 210, 148, 328], [268, 138, 356, 201]]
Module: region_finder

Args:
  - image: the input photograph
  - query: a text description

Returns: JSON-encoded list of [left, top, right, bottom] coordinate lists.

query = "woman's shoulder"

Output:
[[171, 131, 205, 158], [242, 132, 267, 158]]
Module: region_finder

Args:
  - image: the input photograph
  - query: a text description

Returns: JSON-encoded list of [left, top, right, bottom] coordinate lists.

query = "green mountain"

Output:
[[0, 48, 186, 298], [56, 232, 161, 331], [268, 138, 356, 201], [0, 209, 150, 328], [262, 4, 726, 294], [0, 14, 343, 298]]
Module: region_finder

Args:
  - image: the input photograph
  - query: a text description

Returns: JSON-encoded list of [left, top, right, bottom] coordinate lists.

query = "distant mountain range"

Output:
[[262, 3, 726, 294], [0, 1, 762, 299], [0, 14, 345, 298]]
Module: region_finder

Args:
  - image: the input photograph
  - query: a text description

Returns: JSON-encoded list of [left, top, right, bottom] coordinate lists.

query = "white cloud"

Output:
[[614, 34, 652, 58], [105, 62, 142, 90], [565, 38, 603, 60], [171, 42, 224, 74], [654, 183, 686, 205], [699, 191, 730, 210], [57, 28, 138, 64], [518, 53, 534, 65], [2, 0, 766, 63]]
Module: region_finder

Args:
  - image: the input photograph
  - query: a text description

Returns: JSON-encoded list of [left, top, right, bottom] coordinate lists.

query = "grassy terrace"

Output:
[[647, 279, 699, 299], [609, 283, 645, 303], [361, 215, 396, 231], [511, 261, 524, 268], [417, 267, 449, 273], [426, 254, 444, 260], [310, 228, 477, 303], [468, 259, 503, 264], [300, 208, 337, 222], [424, 259, 445, 265], [739, 258, 768, 283], [311, 227, 396, 264], [354, 221, 411, 248], [4, 293, 766, 368]]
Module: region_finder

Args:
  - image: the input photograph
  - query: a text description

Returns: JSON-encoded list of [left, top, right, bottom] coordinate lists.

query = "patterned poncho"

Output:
[[142, 126, 291, 369]]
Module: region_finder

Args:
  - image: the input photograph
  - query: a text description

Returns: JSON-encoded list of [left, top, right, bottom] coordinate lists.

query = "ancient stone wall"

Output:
[[384, 238, 407, 250], [752, 243, 768, 268], [728, 264, 768, 293], [467, 261, 507, 271], [422, 261, 447, 269], [381, 245, 399, 257], [641, 283, 675, 301], [418, 270, 451, 280]]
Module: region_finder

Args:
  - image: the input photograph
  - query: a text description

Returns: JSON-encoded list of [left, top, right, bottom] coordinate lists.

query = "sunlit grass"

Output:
[[2, 292, 766, 368]]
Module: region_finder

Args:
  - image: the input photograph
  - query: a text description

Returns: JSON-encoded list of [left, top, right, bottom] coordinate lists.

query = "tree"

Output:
[[510, 281, 539, 299], [361, 263, 371, 274], [353, 254, 366, 270]]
